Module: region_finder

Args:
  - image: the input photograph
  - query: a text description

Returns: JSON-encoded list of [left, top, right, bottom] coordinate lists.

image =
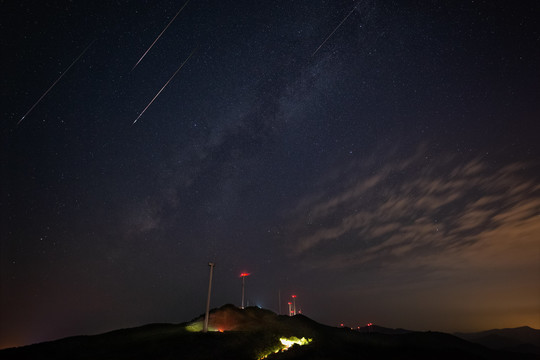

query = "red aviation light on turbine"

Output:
[[240, 273, 250, 277], [291, 295, 296, 298]]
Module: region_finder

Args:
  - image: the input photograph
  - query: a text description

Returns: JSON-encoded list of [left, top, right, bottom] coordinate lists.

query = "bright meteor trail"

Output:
[[133, 49, 196, 125], [132, 0, 190, 71], [18, 40, 95, 125], [312, 3, 358, 56]]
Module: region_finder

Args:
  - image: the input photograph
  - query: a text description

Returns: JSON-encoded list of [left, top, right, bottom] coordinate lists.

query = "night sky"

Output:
[[2, 0, 540, 349]]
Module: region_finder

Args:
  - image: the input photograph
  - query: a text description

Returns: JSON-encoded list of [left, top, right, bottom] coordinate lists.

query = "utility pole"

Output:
[[203, 262, 215, 333]]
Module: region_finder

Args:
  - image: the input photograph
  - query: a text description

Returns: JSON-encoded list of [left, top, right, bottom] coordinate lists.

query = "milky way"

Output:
[[2, 0, 539, 349]]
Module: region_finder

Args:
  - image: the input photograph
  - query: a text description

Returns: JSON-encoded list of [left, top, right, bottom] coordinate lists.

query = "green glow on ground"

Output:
[[185, 322, 203, 332], [185, 321, 223, 332], [279, 336, 311, 349], [257, 336, 312, 359]]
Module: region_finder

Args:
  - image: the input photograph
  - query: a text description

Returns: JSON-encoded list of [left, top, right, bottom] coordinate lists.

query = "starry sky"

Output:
[[1, 0, 540, 349]]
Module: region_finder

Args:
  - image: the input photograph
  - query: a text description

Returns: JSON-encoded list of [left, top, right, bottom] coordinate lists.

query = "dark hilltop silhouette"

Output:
[[1, 304, 538, 360]]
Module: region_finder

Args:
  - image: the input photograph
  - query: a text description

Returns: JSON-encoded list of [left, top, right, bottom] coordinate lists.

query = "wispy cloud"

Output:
[[287, 147, 540, 277]]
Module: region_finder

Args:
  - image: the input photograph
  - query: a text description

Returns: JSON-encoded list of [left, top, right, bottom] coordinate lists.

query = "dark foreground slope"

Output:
[[2, 305, 538, 360]]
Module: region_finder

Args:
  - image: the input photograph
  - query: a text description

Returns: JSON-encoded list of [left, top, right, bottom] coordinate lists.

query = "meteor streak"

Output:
[[18, 40, 95, 125], [133, 49, 196, 125], [132, 0, 190, 71], [312, 3, 358, 57]]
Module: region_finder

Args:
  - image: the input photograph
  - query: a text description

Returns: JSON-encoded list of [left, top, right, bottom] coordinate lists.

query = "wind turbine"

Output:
[[240, 273, 250, 309], [203, 262, 215, 332]]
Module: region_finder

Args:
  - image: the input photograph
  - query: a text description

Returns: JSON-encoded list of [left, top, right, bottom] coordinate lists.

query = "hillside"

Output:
[[455, 326, 540, 355], [1, 305, 538, 360]]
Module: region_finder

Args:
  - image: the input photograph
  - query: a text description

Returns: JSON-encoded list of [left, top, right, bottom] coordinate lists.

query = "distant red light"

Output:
[[240, 273, 250, 277], [292, 295, 296, 298]]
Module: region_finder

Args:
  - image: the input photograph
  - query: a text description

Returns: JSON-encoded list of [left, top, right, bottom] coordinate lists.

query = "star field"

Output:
[[1, 0, 540, 349]]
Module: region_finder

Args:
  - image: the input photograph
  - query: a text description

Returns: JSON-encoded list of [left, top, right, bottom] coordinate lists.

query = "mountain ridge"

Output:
[[2, 304, 538, 359], [455, 326, 540, 355]]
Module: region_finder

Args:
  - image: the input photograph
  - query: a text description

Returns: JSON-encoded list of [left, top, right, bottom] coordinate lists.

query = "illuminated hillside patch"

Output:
[[257, 336, 312, 359]]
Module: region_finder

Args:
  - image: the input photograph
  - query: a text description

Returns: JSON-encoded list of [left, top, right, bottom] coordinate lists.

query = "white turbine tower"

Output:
[[240, 273, 250, 309], [203, 262, 215, 333]]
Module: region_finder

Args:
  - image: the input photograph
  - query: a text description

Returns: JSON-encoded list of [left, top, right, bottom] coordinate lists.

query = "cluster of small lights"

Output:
[[340, 322, 374, 329]]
